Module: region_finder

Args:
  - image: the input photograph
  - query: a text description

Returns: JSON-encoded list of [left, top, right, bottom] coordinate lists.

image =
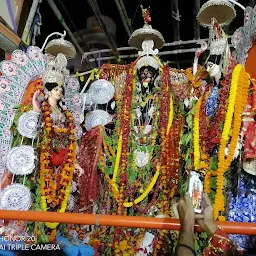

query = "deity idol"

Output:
[[77, 6, 190, 255], [0, 44, 93, 255]]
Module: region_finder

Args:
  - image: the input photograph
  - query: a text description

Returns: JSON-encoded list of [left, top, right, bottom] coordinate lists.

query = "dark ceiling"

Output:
[[36, 0, 253, 69]]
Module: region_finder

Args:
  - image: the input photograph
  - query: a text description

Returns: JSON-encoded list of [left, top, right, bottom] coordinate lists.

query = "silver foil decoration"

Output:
[[45, 37, 76, 60], [129, 24, 165, 50], [136, 56, 160, 71], [6, 146, 35, 175], [17, 111, 39, 139], [68, 194, 75, 212], [243, 159, 256, 176], [0, 184, 31, 210], [88, 79, 115, 105], [85, 110, 113, 131], [197, 0, 236, 27], [42, 53, 69, 87]]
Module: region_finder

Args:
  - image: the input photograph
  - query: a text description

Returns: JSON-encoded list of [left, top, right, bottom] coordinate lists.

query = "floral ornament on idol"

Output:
[[193, 96, 210, 172], [186, 66, 208, 89], [214, 64, 250, 220], [40, 100, 76, 230], [207, 79, 229, 154], [141, 5, 151, 25], [206, 85, 219, 118]]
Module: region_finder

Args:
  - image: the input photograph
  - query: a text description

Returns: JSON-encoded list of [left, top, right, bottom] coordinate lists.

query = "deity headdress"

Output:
[[42, 53, 69, 88], [208, 18, 228, 56], [197, 0, 236, 27], [42, 31, 76, 60], [128, 6, 164, 71], [207, 18, 233, 75]]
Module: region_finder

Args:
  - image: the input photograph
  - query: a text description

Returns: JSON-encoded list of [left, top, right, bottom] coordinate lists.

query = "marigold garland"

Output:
[[222, 65, 241, 141], [112, 133, 123, 183], [193, 97, 203, 171], [167, 95, 174, 135], [214, 64, 250, 219], [123, 167, 160, 207], [186, 67, 203, 88]]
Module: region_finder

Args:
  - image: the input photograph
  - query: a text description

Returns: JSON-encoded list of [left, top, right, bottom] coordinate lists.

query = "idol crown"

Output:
[[43, 53, 69, 86], [210, 37, 227, 56]]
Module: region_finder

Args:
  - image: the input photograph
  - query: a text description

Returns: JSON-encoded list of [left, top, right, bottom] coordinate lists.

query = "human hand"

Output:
[[177, 192, 195, 232], [74, 162, 84, 177], [196, 193, 218, 236], [32, 90, 41, 113]]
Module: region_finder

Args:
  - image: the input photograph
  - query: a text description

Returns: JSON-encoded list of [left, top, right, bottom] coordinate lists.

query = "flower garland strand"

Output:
[[193, 97, 203, 171], [222, 65, 241, 141], [214, 64, 250, 219], [167, 94, 174, 135]]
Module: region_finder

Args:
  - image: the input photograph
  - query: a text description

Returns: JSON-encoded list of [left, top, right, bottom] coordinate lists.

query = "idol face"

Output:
[[206, 61, 221, 83]]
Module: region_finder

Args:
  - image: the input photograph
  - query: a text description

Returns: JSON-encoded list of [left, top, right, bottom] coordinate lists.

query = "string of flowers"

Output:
[[207, 80, 230, 154], [193, 97, 203, 171], [166, 115, 184, 197], [214, 64, 250, 219], [112, 66, 134, 255], [155, 67, 173, 255], [167, 94, 174, 135], [185, 66, 207, 88], [158, 66, 171, 214], [123, 167, 160, 207]]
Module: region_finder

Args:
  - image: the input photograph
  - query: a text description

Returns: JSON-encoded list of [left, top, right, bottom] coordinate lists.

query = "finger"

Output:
[[195, 214, 204, 219], [183, 192, 192, 205], [203, 193, 211, 207], [178, 197, 185, 205], [177, 198, 185, 210]]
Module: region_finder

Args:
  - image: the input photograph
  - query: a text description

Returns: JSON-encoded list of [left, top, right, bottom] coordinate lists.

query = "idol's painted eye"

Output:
[[207, 62, 214, 68]]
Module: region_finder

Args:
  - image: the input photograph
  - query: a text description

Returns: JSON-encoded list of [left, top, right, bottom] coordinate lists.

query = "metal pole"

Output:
[[82, 38, 214, 57], [87, 48, 202, 62], [21, 0, 40, 44], [46, 0, 84, 56], [228, 0, 245, 10], [194, 0, 201, 39], [171, 0, 180, 41], [114, 0, 132, 37], [117, 0, 133, 33], [0, 210, 256, 235]]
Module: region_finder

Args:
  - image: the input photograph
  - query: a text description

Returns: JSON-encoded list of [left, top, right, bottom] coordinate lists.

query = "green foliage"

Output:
[[36, 222, 49, 244], [209, 156, 218, 171], [128, 166, 138, 184], [186, 114, 193, 129], [194, 232, 208, 255]]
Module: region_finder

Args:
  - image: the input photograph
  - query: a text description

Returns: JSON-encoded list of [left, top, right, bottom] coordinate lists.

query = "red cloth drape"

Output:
[[76, 125, 104, 213]]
